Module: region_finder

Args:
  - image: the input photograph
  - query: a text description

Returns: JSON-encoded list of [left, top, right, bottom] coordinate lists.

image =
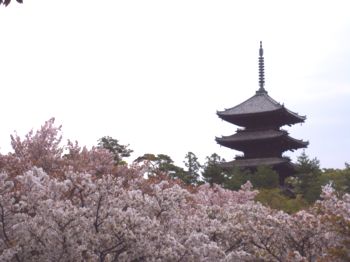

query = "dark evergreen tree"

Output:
[[98, 136, 133, 165], [225, 166, 278, 190], [183, 152, 201, 185], [134, 153, 186, 180], [224, 167, 249, 190], [154, 154, 181, 175], [251, 166, 279, 189], [296, 151, 321, 174], [344, 163, 350, 193], [322, 163, 350, 195], [202, 153, 226, 186], [295, 151, 322, 203]]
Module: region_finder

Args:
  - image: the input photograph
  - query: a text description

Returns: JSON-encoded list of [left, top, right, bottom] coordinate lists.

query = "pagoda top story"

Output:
[[217, 42, 306, 128]]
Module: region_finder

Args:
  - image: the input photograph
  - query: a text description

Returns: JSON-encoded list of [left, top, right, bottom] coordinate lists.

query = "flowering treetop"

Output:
[[0, 119, 349, 261]]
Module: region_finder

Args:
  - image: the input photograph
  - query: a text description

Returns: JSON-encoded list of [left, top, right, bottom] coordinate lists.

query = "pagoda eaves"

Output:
[[217, 92, 306, 128], [216, 129, 308, 152]]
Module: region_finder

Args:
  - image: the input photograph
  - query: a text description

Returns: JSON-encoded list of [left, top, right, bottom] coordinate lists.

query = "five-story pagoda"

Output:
[[216, 42, 308, 185]]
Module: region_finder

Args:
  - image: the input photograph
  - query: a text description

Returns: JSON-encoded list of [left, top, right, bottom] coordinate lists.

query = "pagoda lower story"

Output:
[[220, 156, 296, 185], [216, 127, 308, 185]]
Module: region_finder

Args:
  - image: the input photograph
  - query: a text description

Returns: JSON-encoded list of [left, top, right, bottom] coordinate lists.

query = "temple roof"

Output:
[[218, 92, 280, 115], [217, 129, 286, 142], [216, 129, 308, 151], [216, 129, 308, 145], [217, 92, 305, 119], [221, 157, 293, 169], [217, 93, 306, 127]]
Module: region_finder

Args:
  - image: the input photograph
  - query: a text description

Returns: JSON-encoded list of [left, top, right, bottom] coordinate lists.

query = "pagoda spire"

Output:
[[256, 41, 267, 94]]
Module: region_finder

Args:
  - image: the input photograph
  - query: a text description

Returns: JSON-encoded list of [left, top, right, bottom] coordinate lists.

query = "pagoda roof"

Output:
[[217, 92, 306, 126], [215, 129, 309, 148], [216, 129, 308, 150], [219, 92, 281, 115], [217, 129, 286, 142], [221, 157, 293, 169]]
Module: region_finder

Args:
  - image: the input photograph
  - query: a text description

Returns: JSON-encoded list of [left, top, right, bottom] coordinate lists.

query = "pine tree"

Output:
[[295, 151, 322, 203], [202, 153, 225, 186], [183, 152, 201, 185], [98, 136, 133, 165]]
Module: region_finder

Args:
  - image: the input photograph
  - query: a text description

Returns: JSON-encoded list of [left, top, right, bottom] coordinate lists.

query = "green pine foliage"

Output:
[[255, 188, 309, 213], [224, 167, 250, 190], [225, 166, 279, 190], [118, 146, 350, 213], [202, 153, 226, 185], [98, 136, 133, 165], [203, 151, 349, 213], [183, 152, 201, 185], [250, 166, 279, 189], [293, 151, 323, 203], [321, 164, 350, 195], [134, 153, 187, 180]]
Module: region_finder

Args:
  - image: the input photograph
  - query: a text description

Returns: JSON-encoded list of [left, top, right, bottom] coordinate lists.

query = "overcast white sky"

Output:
[[1, 0, 349, 169]]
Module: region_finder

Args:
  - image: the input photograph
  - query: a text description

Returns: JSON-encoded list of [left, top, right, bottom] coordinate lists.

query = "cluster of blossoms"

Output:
[[0, 119, 349, 261]]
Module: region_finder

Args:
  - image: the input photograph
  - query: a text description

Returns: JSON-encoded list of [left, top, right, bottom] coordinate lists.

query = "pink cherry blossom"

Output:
[[0, 119, 349, 261]]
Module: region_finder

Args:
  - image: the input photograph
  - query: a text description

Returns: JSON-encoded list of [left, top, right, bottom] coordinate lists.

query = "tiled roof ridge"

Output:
[[217, 92, 281, 115]]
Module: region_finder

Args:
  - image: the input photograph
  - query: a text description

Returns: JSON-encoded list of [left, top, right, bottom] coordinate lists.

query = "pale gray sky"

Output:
[[1, 0, 349, 168]]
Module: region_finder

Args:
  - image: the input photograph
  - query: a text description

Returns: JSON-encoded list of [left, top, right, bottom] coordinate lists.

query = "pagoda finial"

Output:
[[256, 41, 267, 94]]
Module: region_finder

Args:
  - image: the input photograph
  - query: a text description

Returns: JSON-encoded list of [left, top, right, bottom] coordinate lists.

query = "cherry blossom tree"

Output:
[[0, 119, 349, 261], [0, 118, 116, 178]]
